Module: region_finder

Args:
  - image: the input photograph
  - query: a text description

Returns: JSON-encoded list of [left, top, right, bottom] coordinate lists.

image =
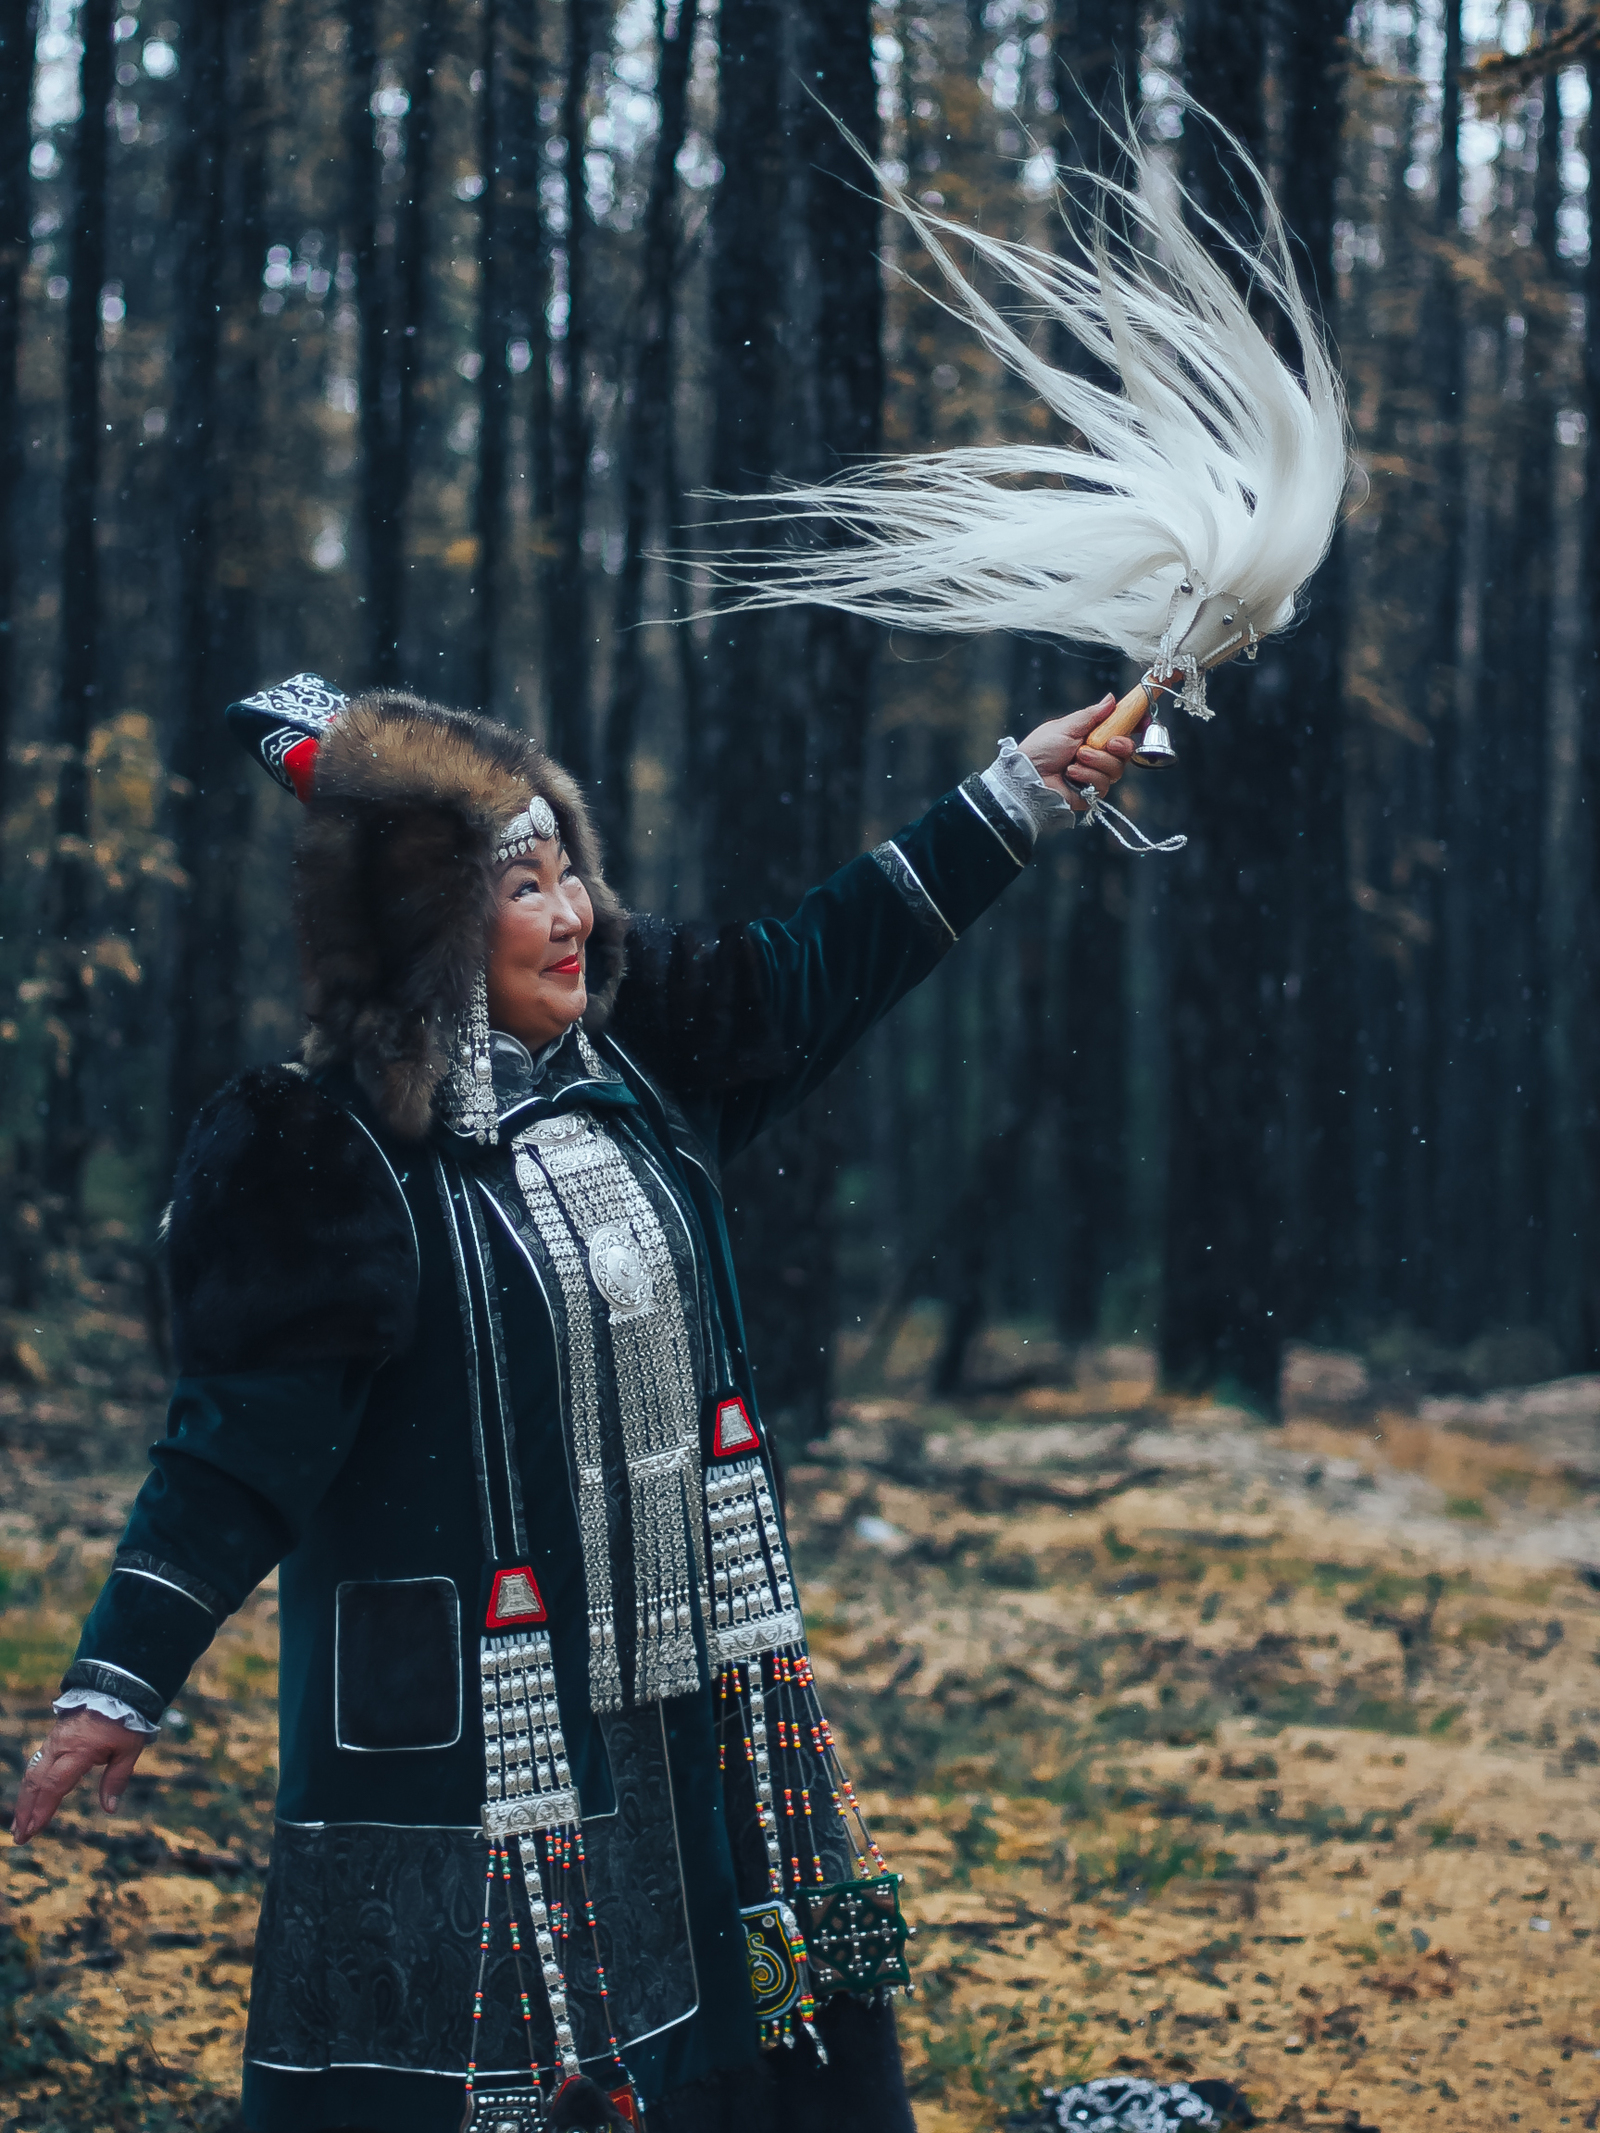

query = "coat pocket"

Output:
[[334, 1577, 462, 1752]]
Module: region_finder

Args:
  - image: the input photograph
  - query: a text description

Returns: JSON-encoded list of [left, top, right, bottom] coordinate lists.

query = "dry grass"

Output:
[[784, 1419, 1600, 2132], [3, 1337, 1600, 2131]]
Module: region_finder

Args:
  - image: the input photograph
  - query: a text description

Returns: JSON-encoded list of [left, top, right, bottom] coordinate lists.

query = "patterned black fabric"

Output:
[[246, 1713, 695, 2079]]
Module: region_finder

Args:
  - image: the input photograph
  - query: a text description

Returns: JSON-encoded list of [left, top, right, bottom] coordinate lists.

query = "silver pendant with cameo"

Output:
[[587, 1219, 654, 1321]]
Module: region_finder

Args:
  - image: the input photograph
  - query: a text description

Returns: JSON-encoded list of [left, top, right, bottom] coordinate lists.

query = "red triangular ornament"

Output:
[[712, 1396, 759, 1458], [486, 1565, 548, 1630]]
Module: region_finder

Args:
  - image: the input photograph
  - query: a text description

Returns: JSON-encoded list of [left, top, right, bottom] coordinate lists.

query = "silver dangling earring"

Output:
[[445, 964, 499, 1145]]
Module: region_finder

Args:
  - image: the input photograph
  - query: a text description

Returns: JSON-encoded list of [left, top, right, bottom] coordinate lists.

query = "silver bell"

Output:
[[1131, 715, 1177, 768]]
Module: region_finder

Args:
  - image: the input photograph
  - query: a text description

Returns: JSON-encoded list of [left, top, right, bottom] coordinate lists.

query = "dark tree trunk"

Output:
[[704, 0, 802, 1443], [708, 0, 885, 1443], [1056, 0, 1137, 161], [344, 0, 391, 684], [1583, 55, 1600, 1359], [544, 0, 593, 772], [704, 0, 786, 906], [1491, 58, 1560, 1329], [475, 0, 504, 714], [399, 10, 443, 549], [0, 0, 33, 854], [796, 0, 882, 882], [44, 0, 113, 1218], [1179, 0, 1264, 252], [1454, 93, 1556, 1347], [1431, 0, 1486, 1345], [1161, 0, 1284, 1407], [506, 1, 553, 547], [601, 0, 698, 891], [502, 0, 550, 736], [162, 0, 231, 1174], [734, 0, 883, 1435], [1278, 0, 1354, 1344], [346, 3, 437, 687], [1053, 0, 1137, 1341]]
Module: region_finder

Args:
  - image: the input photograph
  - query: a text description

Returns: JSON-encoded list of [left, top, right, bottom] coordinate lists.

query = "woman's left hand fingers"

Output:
[[1066, 746, 1122, 792]]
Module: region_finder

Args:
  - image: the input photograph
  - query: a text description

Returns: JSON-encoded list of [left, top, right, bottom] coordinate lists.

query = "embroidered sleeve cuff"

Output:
[[978, 737, 1073, 850], [57, 1659, 166, 1728], [64, 1552, 228, 1723], [53, 1688, 160, 1736]]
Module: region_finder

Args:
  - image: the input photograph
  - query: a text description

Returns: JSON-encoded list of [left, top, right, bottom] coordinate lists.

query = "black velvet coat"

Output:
[[63, 775, 1037, 2132]]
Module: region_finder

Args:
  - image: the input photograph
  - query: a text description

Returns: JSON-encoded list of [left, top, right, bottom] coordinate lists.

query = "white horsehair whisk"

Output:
[[703, 102, 1355, 851]]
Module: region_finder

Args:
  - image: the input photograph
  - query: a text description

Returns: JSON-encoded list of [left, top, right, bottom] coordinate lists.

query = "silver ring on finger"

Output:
[[28, 1749, 43, 1766]]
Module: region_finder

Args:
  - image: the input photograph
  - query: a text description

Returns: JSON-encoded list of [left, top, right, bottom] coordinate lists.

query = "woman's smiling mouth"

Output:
[[545, 953, 582, 977]]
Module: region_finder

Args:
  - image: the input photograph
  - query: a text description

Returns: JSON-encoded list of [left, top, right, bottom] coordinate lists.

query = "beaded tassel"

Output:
[[464, 1850, 498, 2106]]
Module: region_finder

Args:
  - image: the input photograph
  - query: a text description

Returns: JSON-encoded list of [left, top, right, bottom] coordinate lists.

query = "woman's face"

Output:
[[485, 837, 595, 1051]]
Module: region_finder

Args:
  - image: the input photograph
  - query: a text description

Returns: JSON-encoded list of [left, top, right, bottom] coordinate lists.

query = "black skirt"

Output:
[[329, 1994, 915, 2133], [648, 1995, 916, 2133]]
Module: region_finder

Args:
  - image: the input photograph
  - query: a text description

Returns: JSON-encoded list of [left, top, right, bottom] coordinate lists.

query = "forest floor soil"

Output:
[[2, 1282, 1599, 2130]]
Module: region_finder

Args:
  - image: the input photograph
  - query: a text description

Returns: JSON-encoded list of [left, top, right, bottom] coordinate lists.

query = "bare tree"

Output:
[[1584, 45, 1600, 1359], [1161, 0, 1284, 1407], [1278, 0, 1355, 1342], [1053, 0, 1138, 1341], [0, 0, 34, 854], [544, 0, 593, 772], [43, 0, 113, 1218], [600, 0, 698, 891], [163, 0, 269, 1172], [475, 0, 505, 714]]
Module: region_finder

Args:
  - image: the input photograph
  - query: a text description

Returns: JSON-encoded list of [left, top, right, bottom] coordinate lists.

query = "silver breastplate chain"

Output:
[[512, 1111, 710, 1711]]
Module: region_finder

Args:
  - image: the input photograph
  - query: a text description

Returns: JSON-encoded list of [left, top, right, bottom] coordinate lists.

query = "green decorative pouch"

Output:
[[796, 1874, 911, 1999]]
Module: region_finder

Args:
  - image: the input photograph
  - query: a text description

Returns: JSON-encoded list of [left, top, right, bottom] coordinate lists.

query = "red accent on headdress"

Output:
[[281, 734, 319, 802]]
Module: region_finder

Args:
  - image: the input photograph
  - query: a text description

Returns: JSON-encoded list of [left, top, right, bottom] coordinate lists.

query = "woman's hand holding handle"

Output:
[[11, 1709, 151, 1844], [1018, 694, 1140, 814]]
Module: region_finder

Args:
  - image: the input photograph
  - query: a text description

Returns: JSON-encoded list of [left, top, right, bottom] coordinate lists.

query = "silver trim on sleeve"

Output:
[[869, 838, 958, 945]]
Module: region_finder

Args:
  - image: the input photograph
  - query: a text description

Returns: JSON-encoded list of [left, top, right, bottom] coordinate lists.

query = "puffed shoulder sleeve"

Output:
[[169, 1065, 420, 1372], [59, 1069, 420, 1725]]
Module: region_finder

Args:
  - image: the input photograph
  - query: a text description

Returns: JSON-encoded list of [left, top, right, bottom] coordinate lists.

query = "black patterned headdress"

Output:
[[225, 671, 348, 799]]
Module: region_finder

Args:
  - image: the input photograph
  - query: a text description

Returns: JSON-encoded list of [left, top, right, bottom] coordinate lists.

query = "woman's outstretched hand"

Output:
[[1019, 694, 1138, 814], [11, 1709, 151, 1844]]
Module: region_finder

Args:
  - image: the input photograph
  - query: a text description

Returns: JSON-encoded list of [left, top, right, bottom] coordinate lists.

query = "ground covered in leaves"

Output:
[[3, 1269, 1600, 2131]]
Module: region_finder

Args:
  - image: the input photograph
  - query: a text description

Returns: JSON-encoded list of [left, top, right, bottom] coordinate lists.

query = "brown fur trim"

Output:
[[293, 692, 628, 1138]]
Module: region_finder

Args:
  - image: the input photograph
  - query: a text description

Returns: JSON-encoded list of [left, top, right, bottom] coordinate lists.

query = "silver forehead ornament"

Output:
[[495, 794, 558, 863]]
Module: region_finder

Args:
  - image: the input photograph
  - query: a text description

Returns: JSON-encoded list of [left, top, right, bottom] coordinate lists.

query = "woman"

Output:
[[12, 677, 1134, 2133]]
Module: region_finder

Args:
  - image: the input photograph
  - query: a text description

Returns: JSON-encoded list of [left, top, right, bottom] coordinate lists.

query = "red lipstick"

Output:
[[547, 953, 582, 976]]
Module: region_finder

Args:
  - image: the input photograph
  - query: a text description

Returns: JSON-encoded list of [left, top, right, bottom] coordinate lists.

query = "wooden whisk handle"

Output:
[[1087, 679, 1155, 752]]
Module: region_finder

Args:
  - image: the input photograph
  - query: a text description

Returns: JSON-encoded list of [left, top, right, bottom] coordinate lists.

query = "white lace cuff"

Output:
[[53, 1688, 160, 1736], [980, 737, 1074, 843]]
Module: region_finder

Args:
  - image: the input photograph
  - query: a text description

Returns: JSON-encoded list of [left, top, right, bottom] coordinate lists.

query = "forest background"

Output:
[[0, 0, 1592, 1438]]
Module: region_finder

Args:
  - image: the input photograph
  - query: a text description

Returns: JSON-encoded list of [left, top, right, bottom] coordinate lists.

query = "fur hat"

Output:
[[289, 691, 626, 1139]]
